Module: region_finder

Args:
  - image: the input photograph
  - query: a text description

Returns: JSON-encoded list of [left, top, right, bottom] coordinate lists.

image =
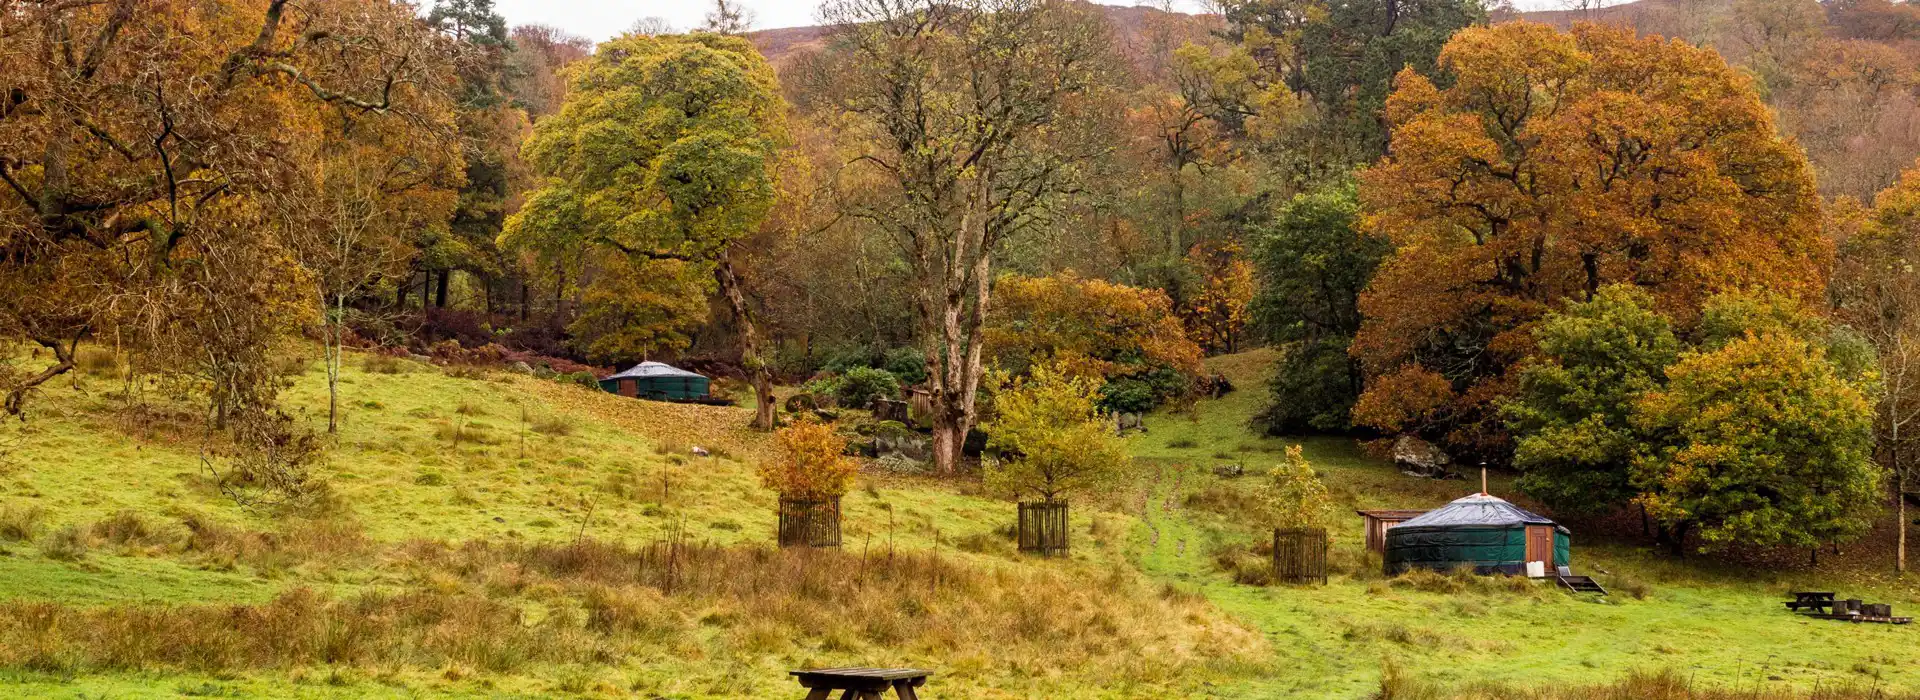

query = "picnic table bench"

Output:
[[791, 667, 931, 700], [1784, 591, 1836, 613], [1786, 593, 1912, 624]]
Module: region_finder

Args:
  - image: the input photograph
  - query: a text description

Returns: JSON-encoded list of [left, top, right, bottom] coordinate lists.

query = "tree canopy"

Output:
[[1353, 21, 1829, 458], [984, 364, 1131, 503]]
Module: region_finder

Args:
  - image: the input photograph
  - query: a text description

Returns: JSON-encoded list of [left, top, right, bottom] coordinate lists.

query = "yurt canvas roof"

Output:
[[1394, 494, 1558, 530], [603, 361, 706, 381]]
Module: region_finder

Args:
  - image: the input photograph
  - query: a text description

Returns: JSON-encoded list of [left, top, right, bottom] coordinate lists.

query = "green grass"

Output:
[[0, 349, 1189, 697], [1128, 347, 1920, 698], [3, 345, 1918, 697]]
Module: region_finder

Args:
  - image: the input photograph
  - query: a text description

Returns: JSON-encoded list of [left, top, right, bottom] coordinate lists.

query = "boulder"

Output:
[[875, 433, 933, 461], [872, 398, 911, 424], [509, 361, 534, 375], [1114, 412, 1145, 435], [1393, 435, 1457, 479], [1213, 463, 1245, 478], [813, 408, 841, 422], [785, 393, 818, 413]]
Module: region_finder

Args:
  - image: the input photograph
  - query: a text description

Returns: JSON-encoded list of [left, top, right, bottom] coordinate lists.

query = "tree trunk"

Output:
[[396, 273, 409, 310], [420, 270, 431, 309], [715, 248, 775, 431], [323, 293, 344, 434], [434, 270, 450, 309], [3, 333, 81, 417], [518, 279, 529, 322], [1899, 485, 1908, 574]]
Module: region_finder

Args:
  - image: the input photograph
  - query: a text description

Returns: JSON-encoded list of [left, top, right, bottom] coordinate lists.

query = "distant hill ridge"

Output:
[[746, 0, 1664, 66]]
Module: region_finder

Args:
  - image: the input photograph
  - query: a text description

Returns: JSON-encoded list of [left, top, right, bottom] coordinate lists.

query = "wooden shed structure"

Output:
[[599, 362, 711, 401], [1356, 509, 1428, 553]]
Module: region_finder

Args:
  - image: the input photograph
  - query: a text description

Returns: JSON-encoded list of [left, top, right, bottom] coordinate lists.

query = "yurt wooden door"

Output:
[[1525, 525, 1553, 565]]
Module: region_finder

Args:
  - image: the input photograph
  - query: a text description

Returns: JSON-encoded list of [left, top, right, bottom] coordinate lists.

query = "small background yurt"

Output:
[[1383, 493, 1569, 575], [599, 362, 711, 401]]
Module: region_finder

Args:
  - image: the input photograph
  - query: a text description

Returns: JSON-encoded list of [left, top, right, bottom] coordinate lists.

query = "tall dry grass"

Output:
[[0, 536, 1265, 687], [0, 588, 585, 674]]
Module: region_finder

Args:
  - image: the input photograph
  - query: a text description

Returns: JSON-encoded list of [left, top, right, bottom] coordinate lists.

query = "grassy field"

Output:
[[0, 350, 1254, 698], [0, 345, 1915, 697], [1132, 348, 1920, 698]]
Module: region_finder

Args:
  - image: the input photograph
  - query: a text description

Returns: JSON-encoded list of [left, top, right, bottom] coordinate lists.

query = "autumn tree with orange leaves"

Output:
[[1352, 22, 1830, 459], [1179, 239, 1256, 354], [986, 272, 1203, 413], [0, 0, 461, 421]]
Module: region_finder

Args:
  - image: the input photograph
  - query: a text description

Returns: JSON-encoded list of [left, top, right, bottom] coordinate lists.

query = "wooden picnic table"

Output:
[[791, 667, 932, 700], [1785, 591, 1836, 612]]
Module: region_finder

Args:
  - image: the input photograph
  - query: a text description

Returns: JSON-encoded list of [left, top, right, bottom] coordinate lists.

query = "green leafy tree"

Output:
[[1633, 331, 1883, 556], [1251, 178, 1390, 433], [1505, 285, 1680, 515], [1215, 0, 1486, 176], [985, 365, 1131, 504], [503, 32, 788, 429]]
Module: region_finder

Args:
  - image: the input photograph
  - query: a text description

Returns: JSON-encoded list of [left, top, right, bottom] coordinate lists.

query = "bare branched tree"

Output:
[[810, 0, 1120, 472]]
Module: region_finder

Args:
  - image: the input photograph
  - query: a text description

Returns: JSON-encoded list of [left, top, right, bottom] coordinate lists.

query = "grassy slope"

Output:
[[6, 346, 1919, 697], [1130, 347, 1920, 698], [0, 353, 1186, 697]]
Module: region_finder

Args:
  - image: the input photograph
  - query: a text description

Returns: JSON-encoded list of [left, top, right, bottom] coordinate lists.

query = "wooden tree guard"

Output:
[[1272, 527, 1328, 585], [1017, 501, 1069, 556], [778, 497, 842, 548]]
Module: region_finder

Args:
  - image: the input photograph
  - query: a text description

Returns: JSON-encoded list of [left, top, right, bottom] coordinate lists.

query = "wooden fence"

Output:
[[1272, 527, 1328, 585], [778, 497, 842, 548], [1017, 501, 1070, 556]]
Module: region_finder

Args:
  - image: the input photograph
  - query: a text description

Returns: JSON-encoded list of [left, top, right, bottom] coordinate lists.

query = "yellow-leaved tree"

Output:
[[984, 364, 1131, 505], [1267, 445, 1334, 533], [758, 419, 858, 503]]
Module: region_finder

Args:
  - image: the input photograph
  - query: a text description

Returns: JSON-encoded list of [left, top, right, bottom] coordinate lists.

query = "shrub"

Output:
[[799, 374, 846, 403], [1099, 378, 1156, 414], [0, 504, 44, 542], [881, 347, 928, 385], [92, 511, 169, 549], [559, 371, 599, 389], [759, 420, 858, 501], [836, 367, 901, 407], [1211, 542, 1274, 586], [40, 523, 89, 561]]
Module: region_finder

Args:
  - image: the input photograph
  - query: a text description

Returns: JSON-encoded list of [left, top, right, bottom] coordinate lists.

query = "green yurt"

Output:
[[599, 362, 710, 401], [1384, 493, 1569, 575]]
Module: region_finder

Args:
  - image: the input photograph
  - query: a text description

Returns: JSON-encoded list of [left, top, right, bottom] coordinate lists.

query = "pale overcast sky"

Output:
[[495, 1, 1214, 41]]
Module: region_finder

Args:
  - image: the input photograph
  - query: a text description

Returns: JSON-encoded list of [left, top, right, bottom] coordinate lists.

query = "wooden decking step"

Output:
[[1557, 575, 1608, 596]]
